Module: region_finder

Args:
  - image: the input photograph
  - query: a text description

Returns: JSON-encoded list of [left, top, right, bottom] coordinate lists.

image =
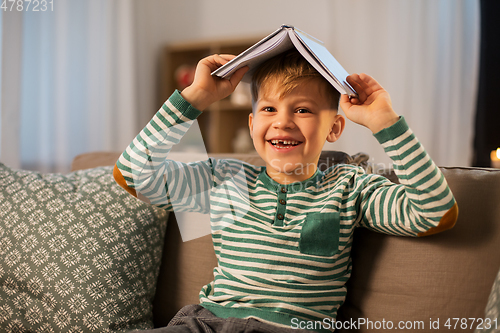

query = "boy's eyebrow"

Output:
[[285, 97, 323, 109], [291, 97, 320, 106]]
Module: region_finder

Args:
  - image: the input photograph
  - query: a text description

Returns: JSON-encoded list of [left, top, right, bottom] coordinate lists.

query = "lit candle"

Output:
[[491, 148, 500, 168]]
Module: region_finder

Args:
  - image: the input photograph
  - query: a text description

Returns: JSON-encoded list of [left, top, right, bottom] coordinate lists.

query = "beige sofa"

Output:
[[72, 151, 500, 332]]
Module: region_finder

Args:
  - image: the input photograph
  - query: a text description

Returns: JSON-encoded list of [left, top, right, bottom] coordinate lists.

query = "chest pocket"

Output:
[[299, 212, 340, 257]]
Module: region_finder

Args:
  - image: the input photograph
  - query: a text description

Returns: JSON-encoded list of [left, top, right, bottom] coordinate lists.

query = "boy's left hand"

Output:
[[340, 73, 400, 134]]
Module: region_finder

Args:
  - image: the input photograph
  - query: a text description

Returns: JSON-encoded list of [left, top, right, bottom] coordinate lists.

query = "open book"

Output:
[[212, 25, 358, 98]]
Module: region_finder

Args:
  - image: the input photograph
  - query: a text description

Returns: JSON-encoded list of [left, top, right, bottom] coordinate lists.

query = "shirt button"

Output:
[[279, 199, 286, 205], [281, 187, 287, 193], [277, 214, 284, 220]]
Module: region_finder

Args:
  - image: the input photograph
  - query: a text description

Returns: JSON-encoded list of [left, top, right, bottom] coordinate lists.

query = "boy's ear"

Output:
[[248, 112, 254, 139], [326, 114, 345, 143]]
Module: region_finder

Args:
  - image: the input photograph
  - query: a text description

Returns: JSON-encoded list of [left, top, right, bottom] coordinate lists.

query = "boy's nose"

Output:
[[272, 111, 295, 130]]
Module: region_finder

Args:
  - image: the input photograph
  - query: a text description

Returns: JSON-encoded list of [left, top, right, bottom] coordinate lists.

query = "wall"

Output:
[[133, 0, 202, 129], [133, 0, 332, 130], [196, 0, 331, 42], [133, 0, 479, 167]]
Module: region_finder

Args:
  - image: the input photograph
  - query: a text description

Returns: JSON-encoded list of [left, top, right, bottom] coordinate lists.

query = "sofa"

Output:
[[1, 150, 499, 332], [74, 150, 500, 332]]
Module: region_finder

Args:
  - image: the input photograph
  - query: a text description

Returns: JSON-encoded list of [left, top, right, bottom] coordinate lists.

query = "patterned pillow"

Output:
[[0, 164, 168, 332]]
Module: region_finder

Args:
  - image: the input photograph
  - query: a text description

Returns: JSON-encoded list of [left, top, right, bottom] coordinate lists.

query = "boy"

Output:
[[114, 50, 458, 332]]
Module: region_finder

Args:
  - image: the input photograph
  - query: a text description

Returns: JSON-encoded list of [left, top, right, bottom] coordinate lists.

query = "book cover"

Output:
[[212, 25, 357, 98]]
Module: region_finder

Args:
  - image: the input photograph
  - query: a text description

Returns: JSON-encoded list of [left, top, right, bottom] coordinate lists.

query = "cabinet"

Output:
[[159, 37, 260, 153]]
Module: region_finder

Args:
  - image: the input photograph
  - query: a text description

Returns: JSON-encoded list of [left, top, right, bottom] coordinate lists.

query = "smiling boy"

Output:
[[114, 50, 458, 332], [248, 52, 345, 184]]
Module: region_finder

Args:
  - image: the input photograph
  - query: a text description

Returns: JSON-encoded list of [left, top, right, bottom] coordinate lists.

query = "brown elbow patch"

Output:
[[418, 202, 459, 237], [113, 164, 137, 198]]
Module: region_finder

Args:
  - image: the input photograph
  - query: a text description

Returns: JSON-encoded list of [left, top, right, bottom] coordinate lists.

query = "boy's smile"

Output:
[[249, 80, 345, 184]]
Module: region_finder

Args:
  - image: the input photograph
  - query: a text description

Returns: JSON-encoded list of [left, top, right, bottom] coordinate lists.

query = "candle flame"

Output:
[[497, 148, 500, 159]]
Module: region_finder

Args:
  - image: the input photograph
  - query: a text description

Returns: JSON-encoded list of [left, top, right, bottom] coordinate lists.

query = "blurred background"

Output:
[[0, 0, 498, 173]]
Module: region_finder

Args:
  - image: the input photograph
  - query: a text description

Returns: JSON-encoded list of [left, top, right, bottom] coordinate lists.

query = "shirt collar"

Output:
[[257, 167, 324, 194]]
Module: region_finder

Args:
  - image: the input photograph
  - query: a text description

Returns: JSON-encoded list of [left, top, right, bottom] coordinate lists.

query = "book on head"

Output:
[[211, 24, 358, 98]]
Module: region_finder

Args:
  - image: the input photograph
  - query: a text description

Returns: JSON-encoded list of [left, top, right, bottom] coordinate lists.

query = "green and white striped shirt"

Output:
[[114, 90, 457, 332]]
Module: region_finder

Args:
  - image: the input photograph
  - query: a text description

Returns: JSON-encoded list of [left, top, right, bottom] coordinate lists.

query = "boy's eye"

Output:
[[296, 108, 310, 114], [262, 107, 276, 112]]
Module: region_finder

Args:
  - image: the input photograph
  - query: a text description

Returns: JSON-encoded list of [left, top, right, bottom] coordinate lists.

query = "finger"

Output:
[[201, 54, 232, 71], [347, 74, 368, 104], [349, 73, 380, 104], [339, 94, 360, 111], [356, 74, 374, 92], [339, 94, 352, 107], [358, 73, 383, 90], [198, 55, 221, 72], [348, 97, 361, 105], [214, 54, 238, 67], [229, 66, 249, 88], [357, 73, 387, 101], [213, 54, 230, 66], [218, 54, 237, 61]]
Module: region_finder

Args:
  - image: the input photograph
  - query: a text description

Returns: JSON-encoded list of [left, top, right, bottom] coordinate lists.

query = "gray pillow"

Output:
[[0, 164, 168, 331]]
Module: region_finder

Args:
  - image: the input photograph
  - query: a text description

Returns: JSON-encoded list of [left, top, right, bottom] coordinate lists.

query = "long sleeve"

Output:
[[113, 90, 212, 213], [356, 117, 458, 237]]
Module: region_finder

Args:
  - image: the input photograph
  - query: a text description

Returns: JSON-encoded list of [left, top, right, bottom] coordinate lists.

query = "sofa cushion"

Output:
[[337, 167, 500, 333], [0, 164, 168, 331]]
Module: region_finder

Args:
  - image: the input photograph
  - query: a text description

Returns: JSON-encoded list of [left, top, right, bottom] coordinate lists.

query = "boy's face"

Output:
[[249, 79, 345, 184]]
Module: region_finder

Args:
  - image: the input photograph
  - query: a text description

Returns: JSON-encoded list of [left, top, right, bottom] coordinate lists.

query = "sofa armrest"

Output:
[[338, 166, 500, 333], [71, 151, 122, 171]]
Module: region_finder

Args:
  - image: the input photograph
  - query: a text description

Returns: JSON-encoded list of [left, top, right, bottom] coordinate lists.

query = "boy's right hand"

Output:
[[181, 54, 249, 111]]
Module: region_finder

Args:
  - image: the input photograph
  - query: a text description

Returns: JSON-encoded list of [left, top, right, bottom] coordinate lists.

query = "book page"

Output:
[[291, 29, 357, 97], [288, 31, 344, 93], [212, 28, 294, 82]]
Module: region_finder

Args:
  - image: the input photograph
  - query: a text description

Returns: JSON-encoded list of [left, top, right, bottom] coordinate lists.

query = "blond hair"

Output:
[[250, 49, 340, 109]]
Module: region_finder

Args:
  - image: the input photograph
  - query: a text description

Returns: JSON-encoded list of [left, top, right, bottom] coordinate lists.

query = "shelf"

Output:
[[160, 36, 259, 154], [207, 100, 253, 112]]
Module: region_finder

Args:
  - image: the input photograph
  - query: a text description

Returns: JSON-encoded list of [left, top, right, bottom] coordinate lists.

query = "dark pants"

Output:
[[139, 304, 315, 333]]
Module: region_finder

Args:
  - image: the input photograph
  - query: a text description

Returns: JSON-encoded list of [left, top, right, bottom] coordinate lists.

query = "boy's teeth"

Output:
[[271, 139, 298, 145]]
